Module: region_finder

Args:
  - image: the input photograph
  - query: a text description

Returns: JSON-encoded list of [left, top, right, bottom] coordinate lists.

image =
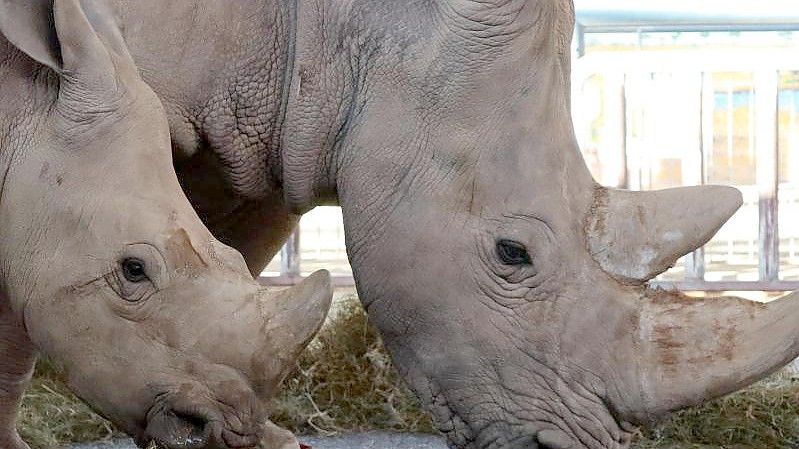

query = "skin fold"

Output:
[[6, 1, 799, 448], [0, 1, 334, 448]]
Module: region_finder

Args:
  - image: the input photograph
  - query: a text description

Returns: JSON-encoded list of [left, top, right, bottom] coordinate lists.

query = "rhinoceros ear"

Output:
[[0, 0, 62, 70], [0, 0, 133, 82], [586, 185, 743, 285]]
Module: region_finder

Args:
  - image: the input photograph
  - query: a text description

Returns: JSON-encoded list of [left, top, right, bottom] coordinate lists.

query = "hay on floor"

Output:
[[16, 296, 799, 448], [18, 359, 117, 449]]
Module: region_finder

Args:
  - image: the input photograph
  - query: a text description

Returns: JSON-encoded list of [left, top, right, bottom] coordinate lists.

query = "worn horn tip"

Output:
[[704, 184, 743, 218], [302, 269, 333, 307], [273, 269, 333, 319]]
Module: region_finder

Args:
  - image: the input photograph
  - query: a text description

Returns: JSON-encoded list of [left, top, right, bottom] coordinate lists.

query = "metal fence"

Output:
[[260, 207, 352, 287], [572, 31, 799, 292]]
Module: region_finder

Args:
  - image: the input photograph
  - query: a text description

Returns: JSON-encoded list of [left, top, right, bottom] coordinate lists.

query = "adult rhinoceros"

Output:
[[7, 1, 799, 449], [0, 1, 333, 448]]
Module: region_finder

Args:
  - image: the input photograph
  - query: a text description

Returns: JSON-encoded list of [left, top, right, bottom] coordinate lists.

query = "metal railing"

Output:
[[573, 43, 799, 292], [259, 207, 354, 287], [573, 0, 799, 57]]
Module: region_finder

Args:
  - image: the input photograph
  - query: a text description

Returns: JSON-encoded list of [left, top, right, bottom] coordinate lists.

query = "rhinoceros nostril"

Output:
[[144, 408, 209, 449], [221, 428, 259, 449]]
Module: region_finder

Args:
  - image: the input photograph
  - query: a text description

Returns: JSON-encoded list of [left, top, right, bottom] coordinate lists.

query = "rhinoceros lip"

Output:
[[144, 406, 210, 449], [142, 393, 260, 449]]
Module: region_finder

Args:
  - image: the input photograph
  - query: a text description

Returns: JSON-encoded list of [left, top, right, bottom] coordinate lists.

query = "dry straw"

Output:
[[17, 297, 799, 448]]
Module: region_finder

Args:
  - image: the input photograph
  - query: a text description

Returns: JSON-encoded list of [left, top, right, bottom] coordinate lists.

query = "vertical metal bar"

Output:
[[603, 72, 627, 188], [686, 72, 708, 281], [625, 74, 642, 191], [749, 84, 756, 160], [619, 74, 629, 189], [574, 23, 586, 58], [727, 86, 734, 179], [640, 72, 655, 190], [702, 73, 715, 184], [280, 227, 302, 279], [755, 70, 780, 281]]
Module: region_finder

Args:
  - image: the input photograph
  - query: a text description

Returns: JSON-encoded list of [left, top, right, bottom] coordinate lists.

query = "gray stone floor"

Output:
[[68, 432, 447, 449]]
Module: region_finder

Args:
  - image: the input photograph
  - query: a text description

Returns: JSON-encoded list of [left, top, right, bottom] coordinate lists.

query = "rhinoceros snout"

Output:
[[141, 393, 260, 449], [143, 409, 261, 449], [143, 408, 209, 449]]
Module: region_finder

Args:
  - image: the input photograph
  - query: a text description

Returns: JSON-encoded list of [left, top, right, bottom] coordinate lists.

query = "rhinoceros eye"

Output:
[[121, 258, 148, 283], [496, 240, 532, 266]]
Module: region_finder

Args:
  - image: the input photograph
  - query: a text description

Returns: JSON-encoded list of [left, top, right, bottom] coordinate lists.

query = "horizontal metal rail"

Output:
[[651, 280, 799, 292], [259, 274, 356, 288], [575, 2, 799, 35], [259, 276, 799, 292], [579, 24, 799, 34]]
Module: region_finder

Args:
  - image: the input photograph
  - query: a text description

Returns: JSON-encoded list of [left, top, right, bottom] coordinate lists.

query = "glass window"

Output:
[[297, 207, 351, 276], [575, 74, 628, 187], [625, 72, 702, 191], [261, 207, 351, 278], [701, 73, 760, 281], [706, 73, 756, 185], [779, 71, 799, 280], [262, 250, 283, 276]]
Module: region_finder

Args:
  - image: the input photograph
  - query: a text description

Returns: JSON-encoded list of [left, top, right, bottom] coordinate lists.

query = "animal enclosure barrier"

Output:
[[571, 8, 799, 292]]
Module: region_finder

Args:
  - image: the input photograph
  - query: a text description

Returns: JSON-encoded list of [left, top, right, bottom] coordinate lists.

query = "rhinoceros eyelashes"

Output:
[[496, 239, 532, 266], [121, 258, 148, 283]]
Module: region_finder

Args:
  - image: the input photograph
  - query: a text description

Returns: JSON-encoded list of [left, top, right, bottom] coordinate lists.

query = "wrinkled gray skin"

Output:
[[0, 1, 334, 449], [9, 1, 799, 449]]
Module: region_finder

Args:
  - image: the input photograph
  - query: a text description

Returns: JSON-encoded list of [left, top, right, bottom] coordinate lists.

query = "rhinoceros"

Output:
[[0, 1, 334, 448], [7, 1, 799, 449]]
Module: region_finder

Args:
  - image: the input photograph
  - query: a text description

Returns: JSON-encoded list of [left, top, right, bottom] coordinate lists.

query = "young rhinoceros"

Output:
[[0, 1, 333, 448]]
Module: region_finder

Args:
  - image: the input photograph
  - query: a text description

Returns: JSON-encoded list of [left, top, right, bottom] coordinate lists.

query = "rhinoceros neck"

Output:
[[111, 0, 297, 203], [278, 0, 399, 213], [107, 0, 369, 214]]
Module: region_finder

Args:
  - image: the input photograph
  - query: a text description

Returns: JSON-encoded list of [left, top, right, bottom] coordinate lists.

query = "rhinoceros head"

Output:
[[316, 1, 799, 447], [0, 1, 332, 448]]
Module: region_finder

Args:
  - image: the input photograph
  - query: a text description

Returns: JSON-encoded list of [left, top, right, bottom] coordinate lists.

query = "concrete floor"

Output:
[[68, 432, 448, 449]]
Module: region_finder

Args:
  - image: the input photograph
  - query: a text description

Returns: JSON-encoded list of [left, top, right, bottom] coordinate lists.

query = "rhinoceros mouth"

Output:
[[144, 407, 208, 449], [140, 393, 259, 449]]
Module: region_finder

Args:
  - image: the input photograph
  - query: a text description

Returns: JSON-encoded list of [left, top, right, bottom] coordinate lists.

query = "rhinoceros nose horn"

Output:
[[253, 270, 333, 393], [586, 185, 742, 284]]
